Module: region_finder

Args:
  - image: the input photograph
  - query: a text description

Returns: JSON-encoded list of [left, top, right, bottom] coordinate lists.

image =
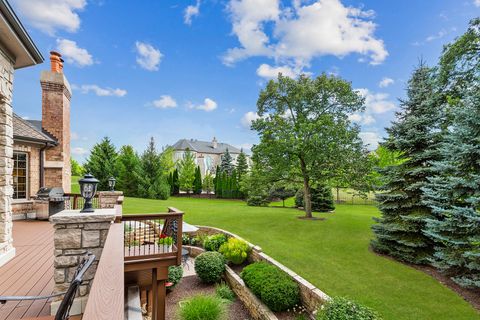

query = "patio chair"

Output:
[[0, 253, 95, 320]]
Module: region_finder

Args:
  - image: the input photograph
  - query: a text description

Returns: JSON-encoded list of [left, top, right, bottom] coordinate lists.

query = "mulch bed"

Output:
[[165, 275, 252, 320]]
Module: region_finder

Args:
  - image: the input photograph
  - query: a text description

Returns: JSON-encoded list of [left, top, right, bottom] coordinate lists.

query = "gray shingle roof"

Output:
[[13, 113, 57, 144], [172, 139, 241, 154]]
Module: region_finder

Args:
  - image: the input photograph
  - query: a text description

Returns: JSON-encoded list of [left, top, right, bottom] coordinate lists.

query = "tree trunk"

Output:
[[336, 187, 340, 204], [300, 157, 312, 218]]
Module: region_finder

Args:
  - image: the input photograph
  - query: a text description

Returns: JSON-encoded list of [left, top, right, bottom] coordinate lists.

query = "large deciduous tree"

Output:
[[251, 74, 366, 218], [84, 137, 118, 190], [371, 64, 442, 264]]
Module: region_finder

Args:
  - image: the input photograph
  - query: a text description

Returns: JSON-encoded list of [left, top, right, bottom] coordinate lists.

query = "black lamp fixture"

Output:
[[108, 177, 116, 191], [78, 173, 99, 213]]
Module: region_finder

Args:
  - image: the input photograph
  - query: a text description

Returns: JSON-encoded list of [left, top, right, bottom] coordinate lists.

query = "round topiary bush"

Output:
[[203, 233, 228, 251], [194, 251, 226, 283], [219, 238, 251, 265], [168, 265, 183, 288], [316, 297, 382, 320], [179, 294, 227, 320], [241, 262, 300, 312]]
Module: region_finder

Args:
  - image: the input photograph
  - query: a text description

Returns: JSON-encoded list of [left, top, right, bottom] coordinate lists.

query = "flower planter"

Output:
[[158, 244, 173, 253]]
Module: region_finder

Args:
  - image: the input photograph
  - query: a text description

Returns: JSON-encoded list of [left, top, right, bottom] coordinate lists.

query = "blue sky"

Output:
[[9, 0, 480, 162]]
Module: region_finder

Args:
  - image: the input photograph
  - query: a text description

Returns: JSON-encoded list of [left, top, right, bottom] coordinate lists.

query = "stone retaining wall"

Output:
[[193, 226, 330, 317], [50, 208, 117, 315]]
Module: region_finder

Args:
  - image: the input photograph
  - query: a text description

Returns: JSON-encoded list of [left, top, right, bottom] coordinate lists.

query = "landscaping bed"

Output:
[[166, 275, 250, 320]]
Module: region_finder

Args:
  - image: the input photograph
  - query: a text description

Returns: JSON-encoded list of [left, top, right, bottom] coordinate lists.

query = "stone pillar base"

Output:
[[50, 295, 89, 316], [0, 246, 15, 268]]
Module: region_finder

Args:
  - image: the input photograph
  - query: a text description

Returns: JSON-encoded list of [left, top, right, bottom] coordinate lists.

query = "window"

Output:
[[13, 152, 28, 199]]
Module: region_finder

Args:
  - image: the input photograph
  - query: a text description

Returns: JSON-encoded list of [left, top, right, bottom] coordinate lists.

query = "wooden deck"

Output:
[[0, 220, 54, 320]]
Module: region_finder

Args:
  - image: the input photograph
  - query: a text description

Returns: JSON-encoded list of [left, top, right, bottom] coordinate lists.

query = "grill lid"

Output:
[[36, 187, 64, 199]]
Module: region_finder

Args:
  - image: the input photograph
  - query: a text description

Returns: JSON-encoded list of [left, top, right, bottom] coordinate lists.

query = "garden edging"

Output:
[[191, 226, 331, 317]]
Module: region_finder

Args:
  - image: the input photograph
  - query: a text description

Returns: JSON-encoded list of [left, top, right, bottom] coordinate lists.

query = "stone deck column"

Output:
[[0, 51, 15, 267]]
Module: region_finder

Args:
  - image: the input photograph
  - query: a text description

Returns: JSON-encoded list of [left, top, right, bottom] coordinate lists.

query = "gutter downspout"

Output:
[[39, 143, 48, 187]]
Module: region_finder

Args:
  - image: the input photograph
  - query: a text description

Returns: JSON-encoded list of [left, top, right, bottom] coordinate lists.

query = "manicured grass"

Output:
[[122, 196, 479, 320], [71, 176, 80, 193]]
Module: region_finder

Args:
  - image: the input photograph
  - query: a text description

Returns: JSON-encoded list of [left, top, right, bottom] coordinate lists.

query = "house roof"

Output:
[[13, 113, 57, 145], [0, 0, 44, 69], [172, 139, 242, 154]]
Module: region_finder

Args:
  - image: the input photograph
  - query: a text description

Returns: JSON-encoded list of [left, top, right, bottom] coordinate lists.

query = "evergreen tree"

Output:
[[193, 166, 203, 194], [203, 172, 214, 194], [371, 64, 442, 264], [84, 137, 118, 190], [172, 169, 180, 195], [138, 137, 170, 200], [178, 149, 196, 193], [220, 148, 234, 175], [115, 145, 141, 197], [236, 149, 248, 181], [213, 165, 221, 195], [423, 19, 480, 288]]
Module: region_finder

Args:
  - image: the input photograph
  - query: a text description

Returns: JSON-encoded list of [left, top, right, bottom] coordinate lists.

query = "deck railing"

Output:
[[122, 208, 184, 266], [63, 193, 99, 210]]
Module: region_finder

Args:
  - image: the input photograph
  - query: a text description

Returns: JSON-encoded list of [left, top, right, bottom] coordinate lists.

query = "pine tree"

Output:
[[236, 149, 248, 181], [138, 137, 170, 200], [178, 149, 196, 193], [193, 166, 203, 194], [220, 148, 234, 175], [84, 137, 118, 190], [371, 64, 442, 264], [115, 145, 141, 197], [422, 19, 480, 288]]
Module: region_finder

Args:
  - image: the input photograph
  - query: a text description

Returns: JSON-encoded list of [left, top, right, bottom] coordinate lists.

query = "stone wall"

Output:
[[0, 48, 15, 267], [50, 208, 117, 315], [98, 191, 124, 209], [193, 226, 330, 317]]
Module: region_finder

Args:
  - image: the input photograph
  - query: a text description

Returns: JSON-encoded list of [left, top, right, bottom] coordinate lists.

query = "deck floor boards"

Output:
[[0, 220, 54, 320]]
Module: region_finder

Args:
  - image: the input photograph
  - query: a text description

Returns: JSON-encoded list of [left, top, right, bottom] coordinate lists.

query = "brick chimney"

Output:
[[40, 51, 71, 192], [212, 137, 218, 149]]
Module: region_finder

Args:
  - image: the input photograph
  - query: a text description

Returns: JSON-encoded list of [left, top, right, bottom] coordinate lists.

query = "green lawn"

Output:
[[71, 175, 80, 193], [121, 196, 479, 320]]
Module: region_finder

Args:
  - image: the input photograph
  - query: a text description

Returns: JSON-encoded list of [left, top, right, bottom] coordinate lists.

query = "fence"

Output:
[[333, 188, 377, 205]]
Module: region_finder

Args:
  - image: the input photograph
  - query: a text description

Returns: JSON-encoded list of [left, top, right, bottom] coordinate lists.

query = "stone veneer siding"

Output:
[[0, 48, 15, 267], [50, 209, 117, 315]]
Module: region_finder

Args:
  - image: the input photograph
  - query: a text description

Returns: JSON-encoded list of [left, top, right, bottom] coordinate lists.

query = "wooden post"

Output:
[[157, 279, 166, 320], [152, 269, 158, 320]]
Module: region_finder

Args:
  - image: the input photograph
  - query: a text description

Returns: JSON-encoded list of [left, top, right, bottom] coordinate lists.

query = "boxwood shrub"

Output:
[[241, 262, 300, 312], [168, 265, 183, 288], [194, 251, 226, 283], [317, 297, 382, 320], [204, 233, 228, 251]]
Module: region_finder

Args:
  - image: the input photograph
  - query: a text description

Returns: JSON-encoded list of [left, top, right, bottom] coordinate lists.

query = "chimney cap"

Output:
[[50, 51, 62, 58]]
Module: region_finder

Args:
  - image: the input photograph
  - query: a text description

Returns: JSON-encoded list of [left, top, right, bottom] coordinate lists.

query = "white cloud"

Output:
[[475, 0, 480, 7], [71, 132, 79, 140], [256, 63, 299, 79], [72, 147, 88, 155], [152, 95, 177, 109], [378, 77, 394, 88], [241, 111, 261, 128], [12, 0, 86, 35], [426, 29, 447, 42], [356, 88, 395, 114], [224, 0, 387, 68], [77, 84, 127, 97], [184, 0, 201, 25], [135, 42, 163, 71], [56, 39, 93, 67], [194, 98, 217, 112], [359, 131, 380, 150], [348, 113, 375, 125]]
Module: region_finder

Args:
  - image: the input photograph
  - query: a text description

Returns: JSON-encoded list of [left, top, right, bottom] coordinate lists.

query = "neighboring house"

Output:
[[11, 51, 72, 217], [0, 0, 44, 267], [172, 137, 249, 176]]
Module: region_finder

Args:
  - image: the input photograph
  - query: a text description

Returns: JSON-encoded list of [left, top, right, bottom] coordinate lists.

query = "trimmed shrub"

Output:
[[168, 265, 183, 288], [194, 251, 226, 283], [295, 185, 335, 212], [219, 238, 251, 265], [246, 195, 270, 206], [215, 283, 235, 301], [317, 297, 382, 320], [241, 262, 300, 312], [204, 233, 228, 251], [179, 294, 227, 320]]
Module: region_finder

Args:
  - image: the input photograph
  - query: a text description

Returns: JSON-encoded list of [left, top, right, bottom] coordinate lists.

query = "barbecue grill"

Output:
[[35, 187, 67, 219]]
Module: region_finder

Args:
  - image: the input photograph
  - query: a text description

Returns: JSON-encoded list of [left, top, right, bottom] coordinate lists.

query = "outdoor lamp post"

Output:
[[79, 173, 99, 213], [108, 177, 116, 191]]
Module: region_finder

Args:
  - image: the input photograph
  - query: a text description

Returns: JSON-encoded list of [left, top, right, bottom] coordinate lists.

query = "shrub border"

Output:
[[186, 226, 331, 318]]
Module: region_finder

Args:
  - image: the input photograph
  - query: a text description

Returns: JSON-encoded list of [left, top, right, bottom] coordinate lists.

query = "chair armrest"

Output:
[[0, 292, 65, 304]]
